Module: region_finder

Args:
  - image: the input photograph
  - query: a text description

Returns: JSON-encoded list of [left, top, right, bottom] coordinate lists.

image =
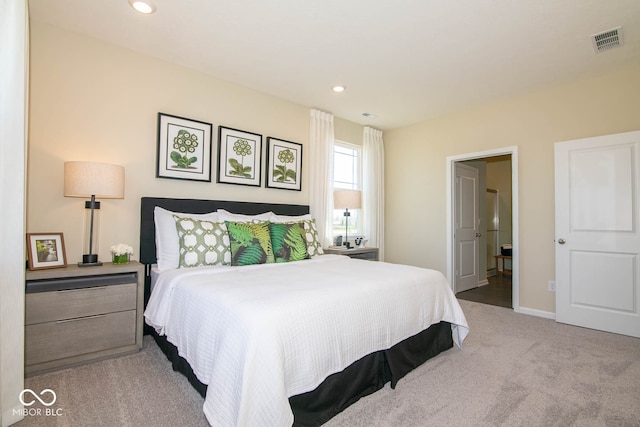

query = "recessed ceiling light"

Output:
[[128, 0, 156, 14], [332, 85, 346, 93]]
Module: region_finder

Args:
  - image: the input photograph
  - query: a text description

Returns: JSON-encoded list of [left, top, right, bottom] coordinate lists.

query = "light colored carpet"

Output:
[[16, 300, 640, 426]]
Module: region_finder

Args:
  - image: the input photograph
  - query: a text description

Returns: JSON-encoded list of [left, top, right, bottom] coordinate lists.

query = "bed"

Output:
[[140, 197, 469, 427]]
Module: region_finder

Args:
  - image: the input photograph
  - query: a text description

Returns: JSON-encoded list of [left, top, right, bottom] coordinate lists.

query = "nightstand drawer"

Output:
[[323, 247, 379, 261], [26, 282, 137, 325], [349, 251, 378, 261], [25, 309, 137, 366]]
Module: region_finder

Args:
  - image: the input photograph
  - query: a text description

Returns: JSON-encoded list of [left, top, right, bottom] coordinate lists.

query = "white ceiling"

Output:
[[28, 0, 640, 130]]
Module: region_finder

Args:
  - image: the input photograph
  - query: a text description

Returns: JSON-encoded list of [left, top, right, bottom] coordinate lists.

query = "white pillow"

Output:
[[154, 206, 219, 271], [217, 209, 272, 223], [269, 212, 312, 223]]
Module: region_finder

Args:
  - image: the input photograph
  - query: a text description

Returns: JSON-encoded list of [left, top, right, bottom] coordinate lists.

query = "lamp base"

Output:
[[78, 254, 102, 267], [78, 261, 103, 267]]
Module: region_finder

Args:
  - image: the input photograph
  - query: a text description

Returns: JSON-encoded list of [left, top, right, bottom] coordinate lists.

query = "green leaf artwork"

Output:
[[228, 139, 253, 178], [273, 149, 296, 183], [170, 129, 199, 169]]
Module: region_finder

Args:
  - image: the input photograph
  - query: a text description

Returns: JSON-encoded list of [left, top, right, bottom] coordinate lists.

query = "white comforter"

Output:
[[145, 255, 469, 427]]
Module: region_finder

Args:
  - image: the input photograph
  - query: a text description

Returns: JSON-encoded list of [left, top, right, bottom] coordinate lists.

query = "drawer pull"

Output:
[[56, 314, 107, 324], [57, 286, 107, 293]]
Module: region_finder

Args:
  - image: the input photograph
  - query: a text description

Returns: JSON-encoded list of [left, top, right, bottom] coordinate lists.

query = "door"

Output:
[[555, 131, 640, 338], [454, 163, 479, 293]]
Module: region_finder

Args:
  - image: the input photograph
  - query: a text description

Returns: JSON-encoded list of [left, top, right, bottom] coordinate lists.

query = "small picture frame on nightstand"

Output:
[[26, 232, 67, 270]]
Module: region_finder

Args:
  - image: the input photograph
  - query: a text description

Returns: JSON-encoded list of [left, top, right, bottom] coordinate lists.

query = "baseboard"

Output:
[[477, 279, 489, 287], [514, 306, 556, 320]]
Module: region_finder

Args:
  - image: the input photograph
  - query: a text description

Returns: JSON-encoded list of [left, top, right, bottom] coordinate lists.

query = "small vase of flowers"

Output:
[[111, 243, 133, 264]]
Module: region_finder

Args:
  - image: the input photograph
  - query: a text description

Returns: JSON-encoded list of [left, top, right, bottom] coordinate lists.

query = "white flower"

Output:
[[110, 243, 134, 256]]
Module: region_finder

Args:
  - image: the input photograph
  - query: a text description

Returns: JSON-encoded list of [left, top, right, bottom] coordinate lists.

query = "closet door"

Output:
[[555, 131, 640, 338]]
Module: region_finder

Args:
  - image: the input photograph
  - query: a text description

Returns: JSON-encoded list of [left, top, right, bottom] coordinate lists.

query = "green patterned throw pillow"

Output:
[[173, 216, 231, 268], [301, 219, 324, 256], [270, 222, 309, 263], [225, 221, 275, 266]]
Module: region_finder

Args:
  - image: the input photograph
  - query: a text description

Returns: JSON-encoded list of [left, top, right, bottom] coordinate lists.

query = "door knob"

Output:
[[558, 238, 566, 244]]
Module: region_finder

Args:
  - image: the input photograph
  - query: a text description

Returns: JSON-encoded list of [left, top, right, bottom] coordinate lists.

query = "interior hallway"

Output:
[[456, 273, 512, 308]]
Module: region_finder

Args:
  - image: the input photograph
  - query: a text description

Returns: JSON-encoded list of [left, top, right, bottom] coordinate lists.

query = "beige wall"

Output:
[[29, 21, 640, 315], [28, 22, 362, 263], [385, 64, 640, 313]]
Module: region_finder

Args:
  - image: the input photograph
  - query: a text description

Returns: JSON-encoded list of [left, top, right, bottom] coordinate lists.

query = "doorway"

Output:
[[446, 147, 519, 311], [456, 183, 513, 308]]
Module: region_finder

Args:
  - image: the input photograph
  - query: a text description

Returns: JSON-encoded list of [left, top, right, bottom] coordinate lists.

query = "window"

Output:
[[332, 141, 362, 241]]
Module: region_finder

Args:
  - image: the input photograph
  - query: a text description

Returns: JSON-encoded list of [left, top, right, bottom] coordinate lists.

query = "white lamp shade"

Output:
[[334, 190, 362, 210], [64, 161, 125, 199]]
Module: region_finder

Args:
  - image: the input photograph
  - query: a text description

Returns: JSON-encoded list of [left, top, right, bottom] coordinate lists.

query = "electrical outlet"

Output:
[[548, 281, 556, 292]]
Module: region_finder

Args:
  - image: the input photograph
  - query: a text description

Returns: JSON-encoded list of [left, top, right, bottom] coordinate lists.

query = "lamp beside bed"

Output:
[[333, 189, 361, 249]]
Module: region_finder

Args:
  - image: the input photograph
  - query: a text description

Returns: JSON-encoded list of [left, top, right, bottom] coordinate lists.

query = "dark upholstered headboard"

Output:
[[139, 197, 310, 266]]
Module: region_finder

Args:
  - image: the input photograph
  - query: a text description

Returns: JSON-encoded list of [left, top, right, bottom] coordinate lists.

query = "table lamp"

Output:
[[333, 190, 361, 249], [64, 161, 125, 266]]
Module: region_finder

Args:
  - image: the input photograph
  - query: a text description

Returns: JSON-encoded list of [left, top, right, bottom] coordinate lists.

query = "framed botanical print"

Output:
[[217, 126, 263, 187], [156, 113, 213, 182], [26, 232, 67, 270], [265, 137, 302, 191]]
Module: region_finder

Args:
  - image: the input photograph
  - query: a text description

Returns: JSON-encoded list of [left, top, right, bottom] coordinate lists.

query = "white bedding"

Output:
[[145, 255, 469, 427]]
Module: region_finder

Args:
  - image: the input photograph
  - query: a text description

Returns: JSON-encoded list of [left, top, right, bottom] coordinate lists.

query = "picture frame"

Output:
[[217, 126, 263, 187], [26, 233, 67, 270], [265, 137, 303, 191], [156, 112, 213, 182]]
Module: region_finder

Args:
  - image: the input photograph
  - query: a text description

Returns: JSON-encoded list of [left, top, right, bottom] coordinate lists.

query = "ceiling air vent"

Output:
[[591, 26, 624, 53]]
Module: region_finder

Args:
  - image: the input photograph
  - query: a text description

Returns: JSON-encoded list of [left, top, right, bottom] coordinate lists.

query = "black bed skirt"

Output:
[[151, 321, 453, 427]]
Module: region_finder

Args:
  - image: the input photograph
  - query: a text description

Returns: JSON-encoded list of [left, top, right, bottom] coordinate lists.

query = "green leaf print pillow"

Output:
[[225, 221, 274, 266], [270, 222, 309, 263]]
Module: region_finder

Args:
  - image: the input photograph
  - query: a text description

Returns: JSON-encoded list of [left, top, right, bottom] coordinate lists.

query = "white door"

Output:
[[555, 130, 640, 338], [454, 163, 479, 293]]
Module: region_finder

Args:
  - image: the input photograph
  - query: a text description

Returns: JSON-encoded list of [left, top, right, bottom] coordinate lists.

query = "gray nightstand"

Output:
[[323, 247, 379, 261], [25, 261, 144, 375]]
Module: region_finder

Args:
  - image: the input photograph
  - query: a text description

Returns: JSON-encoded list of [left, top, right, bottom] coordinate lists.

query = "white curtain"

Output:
[[363, 127, 385, 260], [309, 109, 335, 247]]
